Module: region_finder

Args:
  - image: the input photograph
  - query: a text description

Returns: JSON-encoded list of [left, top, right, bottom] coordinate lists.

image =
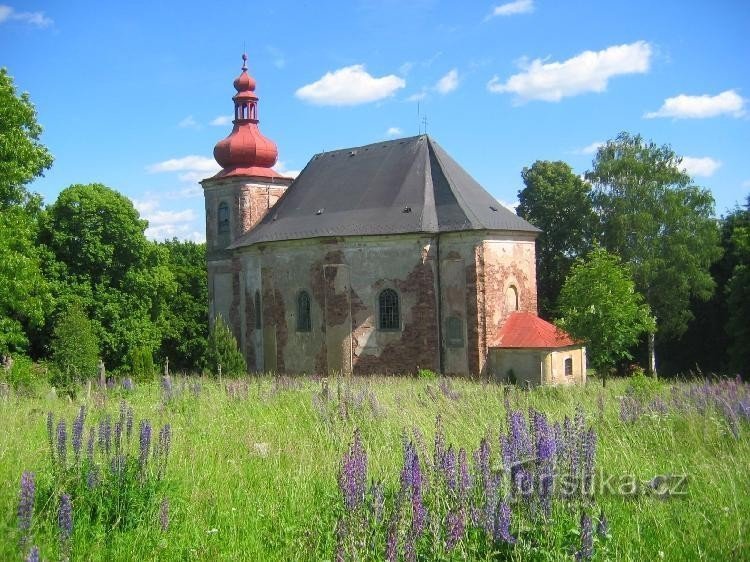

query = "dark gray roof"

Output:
[[230, 135, 539, 248]]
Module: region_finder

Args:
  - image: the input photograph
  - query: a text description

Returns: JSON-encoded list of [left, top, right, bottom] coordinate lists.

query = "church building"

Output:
[[201, 55, 585, 384]]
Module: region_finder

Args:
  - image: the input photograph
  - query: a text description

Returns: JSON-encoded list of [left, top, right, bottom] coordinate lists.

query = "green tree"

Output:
[[0, 67, 53, 211], [586, 132, 721, 374], [725, 196, 750, 376], [206, 315, 247, 377], [557, 248, 655, 386], [50, 304, 100, 392], [41, 184, 176, 367], [517, 161, 596, 317], [158, 239, 208, 372]]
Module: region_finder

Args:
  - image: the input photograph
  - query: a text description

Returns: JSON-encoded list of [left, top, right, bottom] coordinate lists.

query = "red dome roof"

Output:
[[211, 54, 282, 180]]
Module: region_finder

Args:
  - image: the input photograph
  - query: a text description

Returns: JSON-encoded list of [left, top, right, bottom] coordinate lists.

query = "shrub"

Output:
[[205, 315, 247, 377], [128, 346, 155, 381], [417, 368, 438, 380], [626, 369, 663, 400], [2, 354, 44, 391], [50, 305, 100, 394]]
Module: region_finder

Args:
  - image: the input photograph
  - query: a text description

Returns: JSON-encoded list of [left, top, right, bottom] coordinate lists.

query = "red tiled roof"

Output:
[[496, 312, 578, 349]]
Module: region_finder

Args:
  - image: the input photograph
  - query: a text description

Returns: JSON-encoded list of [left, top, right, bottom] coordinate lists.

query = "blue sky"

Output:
[[2, 0, 749, 241]]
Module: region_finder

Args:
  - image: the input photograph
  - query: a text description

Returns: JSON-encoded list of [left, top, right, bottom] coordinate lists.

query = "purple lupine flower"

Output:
[[103, 415, 112, 457], [72, 406, 85, 464], [139, 420, 152, 470], [86, 427, 95, 464], [58, 493, 73, 543], [410, 453, 426, 536], [26, 546, 40, 562], [385, 513, 399, 562], [159, 497, 170, 531], [434, 415, 445, 471], [582, 429, 597, 495], [339, 428, 367, 511], [576, 512, 593, 560], [597, 509, 609, 537], [56, 421, 67, 469], [18, 471, 35, 547], [400, 441, 417, 492], [445, 509, 465, 551], [403, 534, 416, 562], [371, 481, 385, 524], [122, 377, 134, 391], [114, 421, 122, 455], [334, 519, 347, 562], [494, 501, 516, 544], [458, 448, 471, 504], [86, 466, 99, 489], [477, 437, 491, 491], [442, 446, 457, 494], [500, 434, 512, 473]]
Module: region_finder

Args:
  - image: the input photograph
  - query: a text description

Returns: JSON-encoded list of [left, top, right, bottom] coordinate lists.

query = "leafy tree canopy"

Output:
[[557, 248, 655, 377], [0, 67, 53, 211]]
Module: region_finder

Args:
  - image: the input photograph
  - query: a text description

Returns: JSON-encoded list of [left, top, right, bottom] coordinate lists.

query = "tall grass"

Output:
[[0, 376, 748, 560]]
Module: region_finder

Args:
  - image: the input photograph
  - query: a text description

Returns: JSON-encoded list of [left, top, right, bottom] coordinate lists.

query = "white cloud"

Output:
[[386, 127, 402, 137], [644, 89, 746, 119], [274, 161, 301, 179], [295, 65, 406, 106], [406, 90, 428, 102], [577, 141, 604, 155], [210, 115, 232, 126], [499, 199, 519, 212], [134, 199, 204, 242], [0, 4, 53, 27], [435, 68, 459, 94], [486, 0, 534, 19], [488, 41, 652, 102], [680, 156, 722, 178], [147, 155, 219, 175], [178, 115, 199, 129], [265, 46, 286, 69]]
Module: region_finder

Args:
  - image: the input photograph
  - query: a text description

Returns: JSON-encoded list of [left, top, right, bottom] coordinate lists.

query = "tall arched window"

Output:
[[254, 290, 262, 329], [218, 202, 230, 234], [446, 316, 464, 348], [379, 289, 400, 331], [505, 285, 519, 312], [297, 290, 311, 332]]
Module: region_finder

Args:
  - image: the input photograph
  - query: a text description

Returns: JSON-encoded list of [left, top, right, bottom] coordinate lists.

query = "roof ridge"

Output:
[[427, 137, 484, 227], [312, 135, 426, 158]]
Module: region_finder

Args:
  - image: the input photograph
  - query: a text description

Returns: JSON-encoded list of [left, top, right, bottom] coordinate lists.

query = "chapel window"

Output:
[[297, 291, 311, 332], [446, 316, 464, 348], [379, 289, 400, 331], [218, 202, 230, 234], [254, 290, 262, 329], [564, 357, 573, 377], [505, 285, 519, 312]]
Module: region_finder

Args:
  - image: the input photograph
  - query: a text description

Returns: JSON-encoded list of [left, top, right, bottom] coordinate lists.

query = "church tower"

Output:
[[202, 54, 293, 337]]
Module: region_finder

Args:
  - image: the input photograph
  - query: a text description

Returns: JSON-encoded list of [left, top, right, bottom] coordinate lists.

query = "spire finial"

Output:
[[241, 53, 248, 71]]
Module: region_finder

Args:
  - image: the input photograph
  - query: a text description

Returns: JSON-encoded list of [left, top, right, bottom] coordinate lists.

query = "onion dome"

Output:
[[212, 54, 283, 179]]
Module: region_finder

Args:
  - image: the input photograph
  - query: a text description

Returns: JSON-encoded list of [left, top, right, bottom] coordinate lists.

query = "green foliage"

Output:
[[0, 208, 50, 354], [128, 346, 155, 381], [206, 315, 247, 377], [517, 161, 596, 317], [626, 368, 663, 399], [725, 196, 750, 376], [50, 304, 99, 391], [417, 368, 438, 380], [0, 354, 43, 391], [557, 248, 656, 375], [586, 132, 722, 340], [0, 67, 53, 211], [157, 239, 208, 372]]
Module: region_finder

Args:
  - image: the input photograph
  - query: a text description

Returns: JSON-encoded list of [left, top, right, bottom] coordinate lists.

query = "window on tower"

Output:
[[297, 291, 311, 332], [379, 289, 400, 331], [218, 202, 230, 234]]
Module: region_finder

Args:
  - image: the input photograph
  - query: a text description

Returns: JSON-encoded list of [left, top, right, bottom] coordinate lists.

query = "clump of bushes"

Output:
[[128, 345, 155, 381], [205, 315, 246, 377], [49, 305, 100, 395]]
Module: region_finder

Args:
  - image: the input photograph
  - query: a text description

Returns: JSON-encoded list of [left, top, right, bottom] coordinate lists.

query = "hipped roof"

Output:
[[229, 135, 538, 248], [496, 312, 579, 349]]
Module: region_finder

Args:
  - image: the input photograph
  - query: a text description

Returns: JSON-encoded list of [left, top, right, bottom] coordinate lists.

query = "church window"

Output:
[[564, 357, 573, 377], [446, 316, 464, 348], [254, 290, 262, 329], [379, 289, 400, 331], [218, 202, 230, 234], [505, 285, 519, 312], [297, 291, 311, 332]]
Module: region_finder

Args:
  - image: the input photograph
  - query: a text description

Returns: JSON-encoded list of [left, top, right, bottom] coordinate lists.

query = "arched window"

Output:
[[297, 290, 311, 332], [505, 285, 519, 312], [218, 202, 230, 234], [254, 290, 262, 329], [379, 289, 400, 331], [564, 357, 573, 377], [446, 316, 464, 348]]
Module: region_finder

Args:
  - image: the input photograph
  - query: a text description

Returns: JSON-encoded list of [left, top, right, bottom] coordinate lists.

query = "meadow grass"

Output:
[[0, 375, 748, 561]]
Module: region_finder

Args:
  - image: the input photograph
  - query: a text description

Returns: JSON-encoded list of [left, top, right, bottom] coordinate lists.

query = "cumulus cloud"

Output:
[[644, 90, 746, 119], [178, 115, 200, 129], [0, 4, 53, 27], [406, 90, 428, 102], [499, 199, 519, 212], [435, 69, 459, 94], [134, 199, 204, 242], [147, 155, 219, 175], [486, 0, 534, 19], [386, 127, 403, 137], [680, 156, 722, 178], [274, 161, 301, 179], [577, 141, 604, 155], [488, 41, 652, 102], [210, 115, 232, 126], [295, 65, 405, 106]]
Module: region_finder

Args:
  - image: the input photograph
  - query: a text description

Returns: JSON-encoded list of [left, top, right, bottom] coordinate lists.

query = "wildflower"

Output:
[[56, 421, 67, 469], [445, 508, 465, 551], [18, 471, 35, 548], [103, 415, 112, 456], [139, 420, 152, 470], [122, 377, 134, 391], [26, 546, 40, 562], [597, 509, 609, 537], [86, 466, 99, 489], [458, 448, 471, 504], [576, 512, 593, 560], [159, 497, 170, 532], [433, 415, 446, 471], [72, 406, 85, 464], [582, 429, 596, 495], [86, 427, 95, 464], [494, 501, 516, 544], [339, 429, 367, 511], [410, 451, 426, 535], [442, 446, 457, 494], [385, 511, 399, 562], [58, 493, 73, 556]]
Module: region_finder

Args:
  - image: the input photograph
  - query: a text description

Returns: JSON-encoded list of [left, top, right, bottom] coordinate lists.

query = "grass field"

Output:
[[1, 375, 748, 561]]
